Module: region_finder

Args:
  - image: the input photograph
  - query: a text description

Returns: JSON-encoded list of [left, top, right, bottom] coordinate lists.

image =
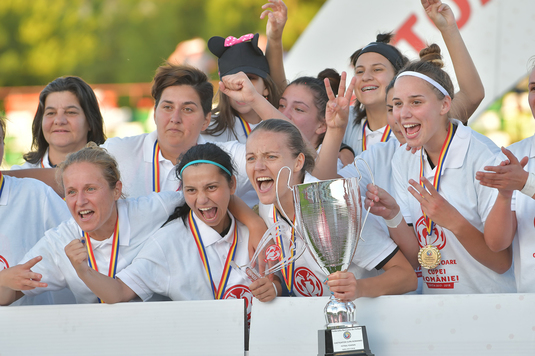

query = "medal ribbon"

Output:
[[152, 140, 161, 192], [237, 116, 252, 138], [361, 119, 391, 151], [82, 218, 120, 303], [40, 158, 45, 168], [420, 122, 454, 237], [0, 172, 5, 199], [273, 206, 296, 294], [188, 211, 238, 300]]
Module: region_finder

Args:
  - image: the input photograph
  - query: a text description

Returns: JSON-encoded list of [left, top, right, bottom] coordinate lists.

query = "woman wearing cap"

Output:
[[201, 32, 280, 145]]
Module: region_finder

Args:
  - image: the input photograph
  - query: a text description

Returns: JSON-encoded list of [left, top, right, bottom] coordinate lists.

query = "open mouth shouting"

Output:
[[256, 176, 274, 193], [403, 123, 421, 139], [198, 207, 218, 221], [78, 209, 94, 221]]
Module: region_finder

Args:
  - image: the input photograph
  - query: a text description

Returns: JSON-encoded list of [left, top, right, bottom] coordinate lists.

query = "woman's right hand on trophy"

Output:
[[327, 271, 358, 302]]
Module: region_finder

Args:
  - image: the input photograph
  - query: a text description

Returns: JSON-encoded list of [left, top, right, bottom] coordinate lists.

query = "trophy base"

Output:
[[318, 325, 374, 356]]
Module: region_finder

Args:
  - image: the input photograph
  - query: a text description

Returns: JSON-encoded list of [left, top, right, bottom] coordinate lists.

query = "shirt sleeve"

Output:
[[392, 151, 413, 224]]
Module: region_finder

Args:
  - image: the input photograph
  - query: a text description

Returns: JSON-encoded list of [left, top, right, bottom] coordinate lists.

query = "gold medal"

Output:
[[418, 245, 441, 269]]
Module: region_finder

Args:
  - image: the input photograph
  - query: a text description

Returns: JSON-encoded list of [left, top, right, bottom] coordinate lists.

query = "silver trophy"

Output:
[[277, 159, 374, 356]]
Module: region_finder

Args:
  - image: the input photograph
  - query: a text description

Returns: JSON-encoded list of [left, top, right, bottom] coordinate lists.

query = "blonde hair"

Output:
[[0, 116, 6, 140], [56, 142, 123, 196]]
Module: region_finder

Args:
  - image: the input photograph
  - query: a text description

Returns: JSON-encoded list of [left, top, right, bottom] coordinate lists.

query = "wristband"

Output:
[[384, 210, 403, 228], [521, 172, 535, 197], [272, 282, 278, 296]]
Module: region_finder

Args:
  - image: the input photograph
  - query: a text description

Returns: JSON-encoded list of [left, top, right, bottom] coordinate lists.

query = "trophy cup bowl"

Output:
[[293, 177, 374, 356]]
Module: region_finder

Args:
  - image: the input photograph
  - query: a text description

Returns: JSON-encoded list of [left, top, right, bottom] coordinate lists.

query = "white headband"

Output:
[[397, 71, 451, 98]]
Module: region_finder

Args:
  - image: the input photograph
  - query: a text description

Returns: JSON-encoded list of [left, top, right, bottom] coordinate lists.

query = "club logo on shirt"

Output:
[[265, 245, 282, 262], [0, 255, 8, 270], [294, 267, 323, 297], [223, 284, 253, 322], [415, 216, 447, 250]]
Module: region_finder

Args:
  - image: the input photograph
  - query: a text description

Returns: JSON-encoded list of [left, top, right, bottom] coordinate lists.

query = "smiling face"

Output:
[[278, 84, 326, 148], [154, 85, 211, 160], [393, 75, 451, 154], [246, 130, 304, 206], [182, 163, 235, 234], [354, 52, 396, 109], [63, 161, 122, 241], [42, 91, 90, 156]]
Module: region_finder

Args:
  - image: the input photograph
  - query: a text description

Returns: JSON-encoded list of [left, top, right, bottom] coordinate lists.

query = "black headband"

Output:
[[358, 42, 403, 69]]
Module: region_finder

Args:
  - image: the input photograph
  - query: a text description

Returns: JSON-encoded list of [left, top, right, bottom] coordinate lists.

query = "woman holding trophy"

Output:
[[246, 116, 417, 300], [365, 44, 516, 294]]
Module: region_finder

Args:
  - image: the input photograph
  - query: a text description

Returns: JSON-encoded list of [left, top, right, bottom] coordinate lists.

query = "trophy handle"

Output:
[[274, 166, 306, 243], [353, 158, 375, 243]]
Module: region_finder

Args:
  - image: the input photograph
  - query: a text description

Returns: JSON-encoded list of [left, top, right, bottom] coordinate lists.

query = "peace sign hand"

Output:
[[325, 72, 356, 131]]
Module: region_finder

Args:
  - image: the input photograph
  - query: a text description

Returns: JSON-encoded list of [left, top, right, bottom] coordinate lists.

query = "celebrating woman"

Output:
[[365, 44, 515, 294], [246, 119, 416, 300], [0, 143, 180, 305]]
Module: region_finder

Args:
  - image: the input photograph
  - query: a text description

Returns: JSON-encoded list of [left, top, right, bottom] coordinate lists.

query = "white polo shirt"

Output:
[[392, 122, 515, 294], [201, 115, 260, 144], [0, 176, 74, 305], [118, 212, 254, 318], [258, 173, 397, 297], [20, 191, 182, 303], [343, 107, 399, 156], [10, 149, 52, 169], [101, 130, 256, 205], [501, 134, 535, 292]]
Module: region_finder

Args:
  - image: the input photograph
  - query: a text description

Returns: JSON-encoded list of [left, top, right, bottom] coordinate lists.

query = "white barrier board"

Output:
[[0, 299, 245, 356], [250, 293, 535, 355]]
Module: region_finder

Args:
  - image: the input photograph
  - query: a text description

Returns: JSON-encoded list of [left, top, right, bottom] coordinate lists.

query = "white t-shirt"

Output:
[[343, 106, 399, 156], [117, 212, 254, 319], [0, 176, 74, 305], [258, 173, 397, 297], [20, 191, 182, 303], [502, 134, 535, 292], [101, 130, 256, 205], [392, 122, 515, 294], [201, 115, 260, 144], [10, 149, 53, 170]]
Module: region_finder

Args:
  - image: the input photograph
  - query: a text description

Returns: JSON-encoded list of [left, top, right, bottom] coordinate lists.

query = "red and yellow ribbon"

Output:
[[40, 158, 45, 168], [361, 119, 392, 152], [237, 116, 252, 138], [273, 206, 296, 295], [83, 218, 120, 303], [189, 211, 238, 300], [420, 121, 455, 237], [152, 140, 161, 192]]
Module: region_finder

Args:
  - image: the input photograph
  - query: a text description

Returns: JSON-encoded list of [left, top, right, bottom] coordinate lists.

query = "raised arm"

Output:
[[220, 72, 287, 121], [313, 72, 356, 179], [261, 0, 288, 91], [65, 238, 137, 303], [422, 0, 484, 123]]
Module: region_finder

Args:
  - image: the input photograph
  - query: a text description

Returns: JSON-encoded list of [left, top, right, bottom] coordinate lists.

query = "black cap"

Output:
[[208, 33, 270, 79]]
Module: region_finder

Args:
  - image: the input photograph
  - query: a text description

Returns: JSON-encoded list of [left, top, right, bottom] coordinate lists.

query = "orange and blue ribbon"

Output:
[[152, 140, 161, 192], [237, 116, 252, 138], [83, 218, 120, 303], [188, 211, 238, 300], [273, 206, 295, 295], [361, 119, 391, 152], [420, 121, 455, 237]]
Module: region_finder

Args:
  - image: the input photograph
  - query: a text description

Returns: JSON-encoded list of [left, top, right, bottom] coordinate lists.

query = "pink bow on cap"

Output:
[[224, 34, 254, 47]]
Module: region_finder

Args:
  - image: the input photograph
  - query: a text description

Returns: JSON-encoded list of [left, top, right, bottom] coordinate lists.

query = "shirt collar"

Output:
[[192, 210, 236, 247]]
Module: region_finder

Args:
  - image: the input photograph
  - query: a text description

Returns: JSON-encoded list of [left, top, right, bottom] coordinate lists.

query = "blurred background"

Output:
[[0, 0, 533, 168]]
